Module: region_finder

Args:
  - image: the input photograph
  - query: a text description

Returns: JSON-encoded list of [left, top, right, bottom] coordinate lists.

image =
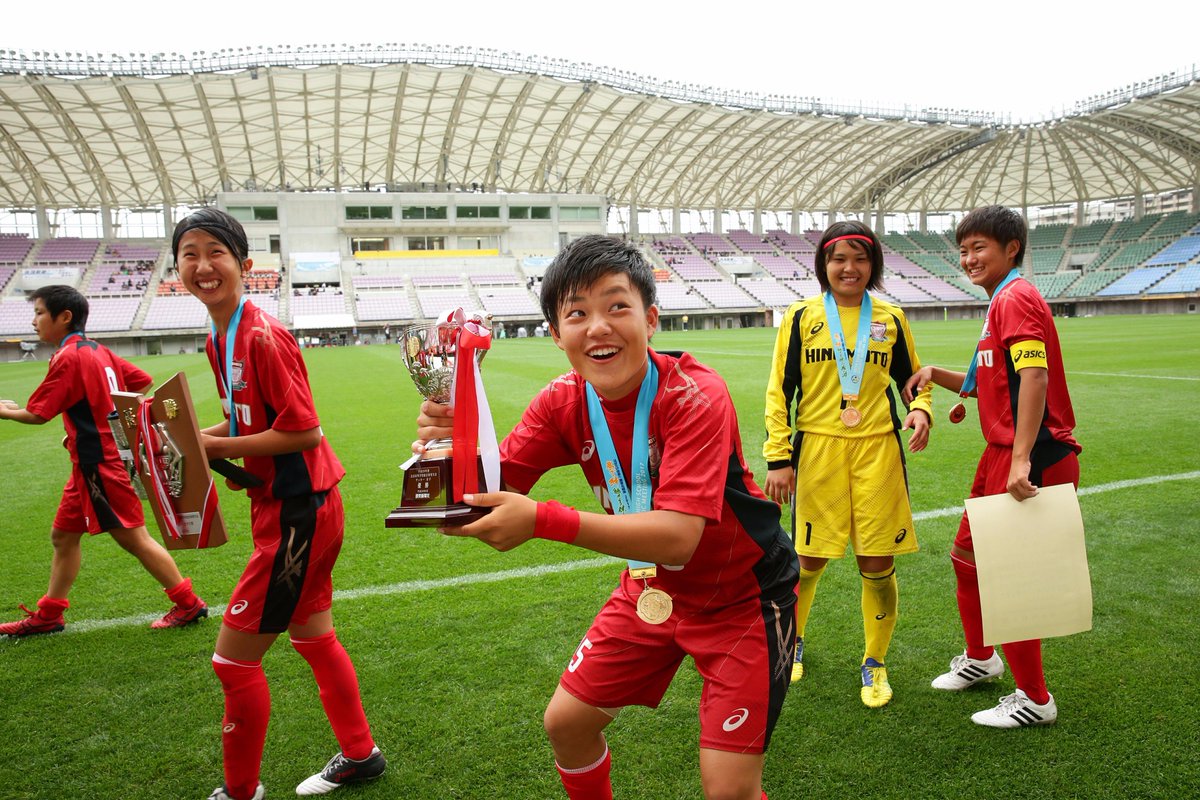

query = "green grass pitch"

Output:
[[0, 312, 1197, 799]]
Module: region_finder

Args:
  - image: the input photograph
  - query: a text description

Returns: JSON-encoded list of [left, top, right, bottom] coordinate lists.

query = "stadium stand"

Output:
[[691, 281, 758, 309], [416, 288, 476, 319], [33, 238, 101, 264], [1096, 266, 1174, 296], [0, 297, 33, 335], [655, 283, 709, 311], [476, 288, 540, 317], [355, 292, 415, 322], [1147, 265, 1200, 294], [1145, 235, 1200, 266], [739, 279, 801, 307], [0, 234, 35, 265]]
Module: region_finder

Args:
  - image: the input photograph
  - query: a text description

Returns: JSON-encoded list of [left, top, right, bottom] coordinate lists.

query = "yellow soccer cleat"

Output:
[[860, 658, 893, 708], [790, 637, 804, 683]]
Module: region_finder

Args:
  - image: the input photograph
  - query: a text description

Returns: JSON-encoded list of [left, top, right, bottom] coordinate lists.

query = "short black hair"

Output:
[[171, 207, 250, 264], [30, 284, 88, 332], [956, 205, 1027, 267], [539, 235, 657, 330], [814, 220, 884, 293]]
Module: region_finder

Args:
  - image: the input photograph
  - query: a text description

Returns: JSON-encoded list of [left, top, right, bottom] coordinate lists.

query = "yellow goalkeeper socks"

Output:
[[861, 567, 898, 664]]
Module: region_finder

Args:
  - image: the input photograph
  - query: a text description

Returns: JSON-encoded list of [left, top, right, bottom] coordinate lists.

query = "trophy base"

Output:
[[385, 441, 491, 529], [385, 503, 490, 528]]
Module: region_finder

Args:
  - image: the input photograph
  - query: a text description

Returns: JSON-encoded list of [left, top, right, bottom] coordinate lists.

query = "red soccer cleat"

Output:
[[0, 603, 66, 637], [150, 598, 208, 629]]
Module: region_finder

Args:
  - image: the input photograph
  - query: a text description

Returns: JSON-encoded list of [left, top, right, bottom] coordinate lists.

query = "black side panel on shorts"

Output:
[[759, 595, 796, 750], [260, 492, 323, 633], [79, 462, 121, 530]]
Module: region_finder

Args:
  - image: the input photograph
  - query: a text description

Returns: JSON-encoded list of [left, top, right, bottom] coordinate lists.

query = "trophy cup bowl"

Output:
[[386, 314, 493, 528]]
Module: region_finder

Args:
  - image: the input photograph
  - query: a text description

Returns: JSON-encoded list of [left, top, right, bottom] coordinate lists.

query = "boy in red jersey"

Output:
[[0, 285, 206, 636], [903, 205, 1082, 728], [417, 235, 798, 800], [173, 209, 383, 800]]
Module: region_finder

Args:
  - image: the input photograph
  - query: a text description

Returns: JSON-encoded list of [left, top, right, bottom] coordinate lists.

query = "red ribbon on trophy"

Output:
[[451, 311, 494, 502], [135, 396, 220, 546]]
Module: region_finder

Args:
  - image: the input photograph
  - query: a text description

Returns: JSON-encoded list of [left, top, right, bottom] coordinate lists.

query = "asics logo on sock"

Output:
[[229, 600, 248, 615], [875, 613, 887, 620], [223, 723, 236, 733], [722, 708, 750, 731]]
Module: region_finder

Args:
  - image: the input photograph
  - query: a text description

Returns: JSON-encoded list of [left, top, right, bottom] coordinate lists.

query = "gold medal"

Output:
[[636, 587, 673, 625], [840, 405, 862, 427], [948, 402, 966, 424]]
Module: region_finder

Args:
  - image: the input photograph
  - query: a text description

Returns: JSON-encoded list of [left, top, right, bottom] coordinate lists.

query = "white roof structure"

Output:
[[2, 45, 1198, 215]]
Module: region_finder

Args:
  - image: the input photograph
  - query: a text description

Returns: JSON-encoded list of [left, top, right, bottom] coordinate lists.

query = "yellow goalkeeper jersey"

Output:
[[763, 293, 933, 467]]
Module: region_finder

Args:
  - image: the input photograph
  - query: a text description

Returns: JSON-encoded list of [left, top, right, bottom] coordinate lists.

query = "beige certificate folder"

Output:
[[965, 483, 1092, 646]]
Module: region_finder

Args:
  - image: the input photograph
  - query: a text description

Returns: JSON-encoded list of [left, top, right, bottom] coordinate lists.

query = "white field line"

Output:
[[48, 471, 1200, 635]]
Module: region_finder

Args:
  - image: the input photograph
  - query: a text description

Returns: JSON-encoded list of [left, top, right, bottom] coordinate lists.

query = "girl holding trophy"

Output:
[[173, 208, 384, 800]]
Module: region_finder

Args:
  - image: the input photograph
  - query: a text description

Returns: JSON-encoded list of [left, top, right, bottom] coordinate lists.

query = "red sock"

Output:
[[951, 554, 994, 662], [291, 630, 374, 760], [212, 654, 270, 800], [164, 577, 199, 607], [555, 746, 612, 800], [1002, 639, 1049, 704], [37, 595, 69, 620]]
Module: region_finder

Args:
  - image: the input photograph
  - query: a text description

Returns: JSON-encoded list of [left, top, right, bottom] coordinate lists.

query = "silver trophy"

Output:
[[386, 310, 494, 527]]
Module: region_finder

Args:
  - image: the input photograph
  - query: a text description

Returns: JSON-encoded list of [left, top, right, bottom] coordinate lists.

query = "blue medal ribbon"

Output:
[[822, 290, 873, 406], [959, 268, 1020, 397], [213, 296, 247, 437], [584, 357, 659, 577]]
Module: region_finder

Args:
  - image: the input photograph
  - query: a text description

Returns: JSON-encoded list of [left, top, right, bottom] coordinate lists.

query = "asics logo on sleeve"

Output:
[[229, 600, 248, 615], [722, 708, 750, 731]]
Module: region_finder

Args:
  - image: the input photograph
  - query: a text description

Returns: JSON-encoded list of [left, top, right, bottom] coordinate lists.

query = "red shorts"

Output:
[[223, 487, 345, 634], [53, 461, 145, 534], [955, 440, 1080, 552], [559, 582, 795, 754]]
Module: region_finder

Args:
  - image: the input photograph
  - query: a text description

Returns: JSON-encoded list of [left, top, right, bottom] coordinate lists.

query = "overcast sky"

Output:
[[8, 0, 1196, 122]]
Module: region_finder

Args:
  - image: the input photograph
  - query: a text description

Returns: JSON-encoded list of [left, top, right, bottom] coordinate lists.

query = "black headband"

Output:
[[171, 213, 249, 263]]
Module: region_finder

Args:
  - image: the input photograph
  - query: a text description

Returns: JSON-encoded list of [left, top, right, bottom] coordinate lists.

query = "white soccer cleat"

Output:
[[931, 650, 1004, 690], [971, 689, 1057, 728], [296, 747, 386, 796], [207, 782, 264, 800]]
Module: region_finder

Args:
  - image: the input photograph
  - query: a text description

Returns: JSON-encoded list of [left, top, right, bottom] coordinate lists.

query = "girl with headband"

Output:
[[763, 219, 932, 708]]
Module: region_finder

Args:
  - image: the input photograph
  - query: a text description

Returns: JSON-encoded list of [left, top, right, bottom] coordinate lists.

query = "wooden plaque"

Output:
[[112, 371, 228, 550]]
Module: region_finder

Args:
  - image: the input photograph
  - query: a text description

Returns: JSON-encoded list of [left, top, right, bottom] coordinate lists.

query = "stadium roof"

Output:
[[2, 45, 1198, 215]]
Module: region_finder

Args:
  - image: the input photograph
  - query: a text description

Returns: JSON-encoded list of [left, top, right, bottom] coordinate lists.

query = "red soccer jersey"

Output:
[[205, 300, 345, 499], [974, 279, 1081, 453], [26, 334, 152, 465], [501, 349, 797, 614]]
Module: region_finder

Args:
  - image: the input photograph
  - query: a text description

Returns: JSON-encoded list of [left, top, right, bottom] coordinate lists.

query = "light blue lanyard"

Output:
[[960, 269, 1020, 396], [585, 358, 658, 575], [822, 290, 872, 400], [213, 296, 246, 437]]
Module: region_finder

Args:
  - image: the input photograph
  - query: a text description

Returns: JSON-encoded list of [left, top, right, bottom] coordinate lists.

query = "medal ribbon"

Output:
[[212, 296, 246, 437], [822, 290, 873, 404], [450, 310, 500, 501], [584, 358, 659, 576], [959, 269, 1021, 397]]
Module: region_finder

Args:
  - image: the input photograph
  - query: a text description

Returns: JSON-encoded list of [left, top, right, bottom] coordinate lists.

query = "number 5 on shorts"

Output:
[[568, 636, 593, 673]]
